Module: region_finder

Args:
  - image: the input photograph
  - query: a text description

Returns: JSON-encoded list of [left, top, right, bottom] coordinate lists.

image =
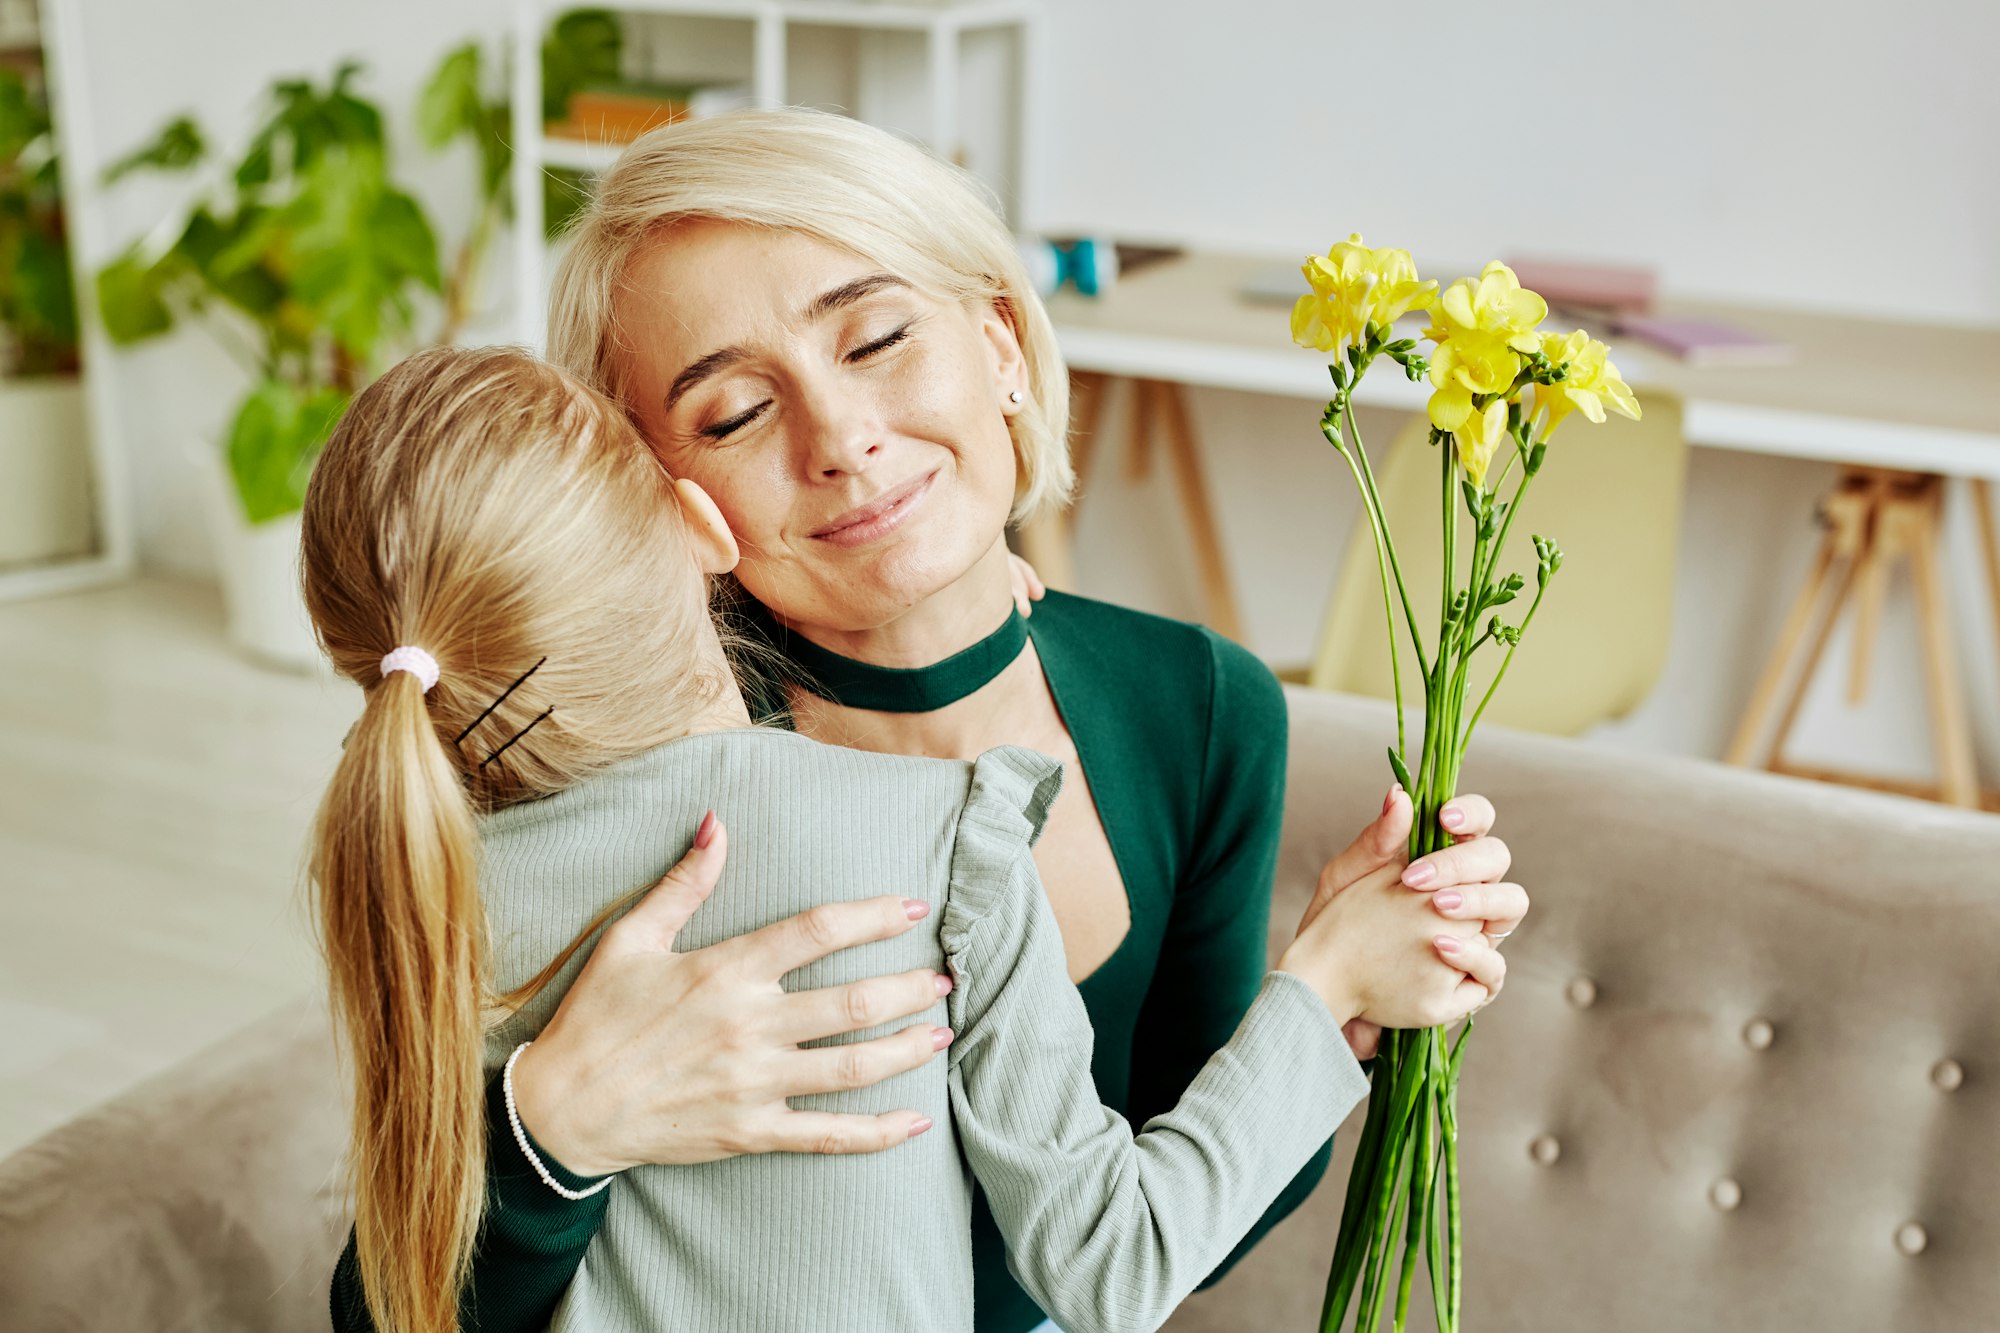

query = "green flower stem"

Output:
[[1324, 1036, 1395, 1330], [1440, 430, 1458, 666], [1424, 1039, 1449, 1331], [1446, 1021, 1471, 1329], [1362, 1131, 1411, 1327], [1343, 398, 1434, 685], [1393, 1031, 1437, 1327], [1444, 1092, 1460, 1329], [1471, 437, 1540, 602], [1323, 411, 1412, 759], [1464, 580, 1549, 742], [1358, 1039, 1422, 1325], [1323, 1049, 1398, 1329]]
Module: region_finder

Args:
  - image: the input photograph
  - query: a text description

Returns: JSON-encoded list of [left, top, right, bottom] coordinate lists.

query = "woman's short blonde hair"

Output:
[[546, 107, 1074, 525]]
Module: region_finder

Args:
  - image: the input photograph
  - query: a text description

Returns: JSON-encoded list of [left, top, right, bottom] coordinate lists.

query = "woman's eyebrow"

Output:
[[664, 347, 750, 414], [802, 272, 911, 321], [663, 274, 912, 414]]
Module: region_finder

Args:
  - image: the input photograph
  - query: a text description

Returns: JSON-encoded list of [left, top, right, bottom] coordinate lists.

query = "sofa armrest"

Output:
[[0, 1000, 349, 1333]]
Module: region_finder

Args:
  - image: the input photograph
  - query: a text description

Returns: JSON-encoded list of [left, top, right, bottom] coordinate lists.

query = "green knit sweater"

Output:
[[332, 591, 1341, 1331]]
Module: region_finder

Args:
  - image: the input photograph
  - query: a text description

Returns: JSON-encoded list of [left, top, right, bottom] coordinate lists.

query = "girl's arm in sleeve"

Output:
[[944, 749, 1369, 1333], [1128, 629, 1336, 1284]]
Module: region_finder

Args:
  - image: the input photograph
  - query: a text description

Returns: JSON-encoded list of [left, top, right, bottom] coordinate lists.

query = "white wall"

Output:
[[1033, 0, 2000, 324]]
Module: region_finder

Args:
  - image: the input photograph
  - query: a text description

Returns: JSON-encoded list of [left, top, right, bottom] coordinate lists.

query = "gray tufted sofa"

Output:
[[1167, 690, 2000, 1333], [2, 688, 1995, 1332]]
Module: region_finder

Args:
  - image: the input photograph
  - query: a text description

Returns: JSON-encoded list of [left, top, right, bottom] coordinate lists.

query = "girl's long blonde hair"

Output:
[[300, 345, 725, 1333], [544, 106, 1074, 525]]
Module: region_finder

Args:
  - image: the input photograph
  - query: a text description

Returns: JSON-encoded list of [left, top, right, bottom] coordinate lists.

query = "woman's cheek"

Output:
[[701, 443, 796, 555]]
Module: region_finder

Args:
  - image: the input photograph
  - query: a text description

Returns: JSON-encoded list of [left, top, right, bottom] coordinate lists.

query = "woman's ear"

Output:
[[673, 477, 740, 575], [978, 297, 1030, 413]]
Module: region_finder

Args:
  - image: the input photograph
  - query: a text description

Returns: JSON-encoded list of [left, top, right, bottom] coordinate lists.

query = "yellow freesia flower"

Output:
[[1424, 262, 1548, 433], [1291, 234, 1438, 354], [1535, 329, 1642, 437], [1456, 397, 1509, 489]]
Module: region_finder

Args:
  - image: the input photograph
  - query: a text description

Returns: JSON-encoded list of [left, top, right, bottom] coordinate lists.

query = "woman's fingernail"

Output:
[[1403, 861, 1436, 887], [694, 810, 718, 849], [1440, 805, 1465, 830], [904, 898, 931, 921], [1434, 891, 1463, 911], [1434, 934, 1462, 953], [933, 972, 953, 996], [1382, 786, 1397, 817], [932, 1026, 954, 1050], [909, 1116, 934, 1138]]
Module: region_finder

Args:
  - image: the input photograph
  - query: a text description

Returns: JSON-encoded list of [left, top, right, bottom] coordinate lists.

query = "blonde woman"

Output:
[[338, 109, 1527, 1333], [311, 345, 1497, 1333]]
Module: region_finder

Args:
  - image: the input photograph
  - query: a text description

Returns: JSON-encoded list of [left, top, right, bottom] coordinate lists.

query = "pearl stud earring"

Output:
[[1008, 390, 1024, 404]]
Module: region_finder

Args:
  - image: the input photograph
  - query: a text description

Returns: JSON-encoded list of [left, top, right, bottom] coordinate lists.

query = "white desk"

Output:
[[1044, 251, 2000, 480]]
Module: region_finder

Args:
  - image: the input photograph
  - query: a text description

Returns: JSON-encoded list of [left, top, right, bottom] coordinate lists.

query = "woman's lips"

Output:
[[810, 470, 938, 548]]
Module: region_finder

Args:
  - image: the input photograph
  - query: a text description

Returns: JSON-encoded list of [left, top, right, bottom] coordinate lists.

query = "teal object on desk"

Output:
[[1018, 235, 1119, 297]]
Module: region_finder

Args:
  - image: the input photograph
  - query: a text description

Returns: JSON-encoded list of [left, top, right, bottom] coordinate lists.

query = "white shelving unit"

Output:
[[0, 0, 137, 601], [510, 0, 1040, 348]]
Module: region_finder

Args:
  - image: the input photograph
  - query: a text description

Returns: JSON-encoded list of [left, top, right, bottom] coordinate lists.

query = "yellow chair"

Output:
[[1307, 395, 1688, 736]]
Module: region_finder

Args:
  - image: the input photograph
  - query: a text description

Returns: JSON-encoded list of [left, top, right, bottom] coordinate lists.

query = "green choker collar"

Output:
[[740, 598, 1029, 713]]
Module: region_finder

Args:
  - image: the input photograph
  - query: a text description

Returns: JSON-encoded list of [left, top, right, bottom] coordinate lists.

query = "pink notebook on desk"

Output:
[[1613, 315, 1795, 367], [1506, 257, 1657, 316]]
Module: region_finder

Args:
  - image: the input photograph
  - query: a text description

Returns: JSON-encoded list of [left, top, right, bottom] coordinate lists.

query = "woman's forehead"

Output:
[[631, 221, 886, 302], [619, 223, 940, 354]]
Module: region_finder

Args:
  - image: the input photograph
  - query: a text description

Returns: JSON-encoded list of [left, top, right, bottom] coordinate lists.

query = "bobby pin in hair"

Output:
[[480, 706, 555, 771], [455, 656, 548, 746]]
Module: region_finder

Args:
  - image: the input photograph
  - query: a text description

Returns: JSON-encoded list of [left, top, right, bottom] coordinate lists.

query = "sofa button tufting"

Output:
[[1709, 1178, 1742, 1211], [1742, 1019, 1774, 1051], [1931, 1059, 1964, 1092], [1896, 1222, 1928, 1256], [1566, 977, 1597, 1009], [1529, 1134, 1561, 1166]]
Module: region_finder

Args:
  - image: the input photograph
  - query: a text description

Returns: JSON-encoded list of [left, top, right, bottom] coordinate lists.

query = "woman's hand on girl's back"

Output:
[[511, 816, 953, 1177]]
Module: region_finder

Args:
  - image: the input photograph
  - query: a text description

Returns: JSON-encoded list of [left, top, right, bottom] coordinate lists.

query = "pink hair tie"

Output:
[[379, 646, 441, 693]]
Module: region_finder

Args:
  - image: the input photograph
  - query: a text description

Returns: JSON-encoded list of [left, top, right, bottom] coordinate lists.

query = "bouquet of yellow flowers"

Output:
[[1293, 237, 1640, 1332]]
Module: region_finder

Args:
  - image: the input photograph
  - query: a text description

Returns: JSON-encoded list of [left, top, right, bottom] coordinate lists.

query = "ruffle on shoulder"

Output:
[[940, 745, 1065, 1026]]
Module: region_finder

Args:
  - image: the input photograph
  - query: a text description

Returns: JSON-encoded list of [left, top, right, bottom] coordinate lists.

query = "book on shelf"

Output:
[[1610, 314, 1796, 367], [545, 81, 754, 146], [1504, 256, 1658, 322]]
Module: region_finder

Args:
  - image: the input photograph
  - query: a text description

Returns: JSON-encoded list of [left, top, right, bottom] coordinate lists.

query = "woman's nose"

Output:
[[798, 388, 882, 478], [810, 432, 879, 478]]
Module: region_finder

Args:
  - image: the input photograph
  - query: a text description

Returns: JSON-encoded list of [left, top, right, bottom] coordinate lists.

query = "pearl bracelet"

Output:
[[502, 1041, 616, 1201]]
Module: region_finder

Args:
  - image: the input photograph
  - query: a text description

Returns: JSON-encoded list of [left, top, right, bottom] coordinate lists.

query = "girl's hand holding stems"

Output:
[[1283, 786, 1518, 1059]]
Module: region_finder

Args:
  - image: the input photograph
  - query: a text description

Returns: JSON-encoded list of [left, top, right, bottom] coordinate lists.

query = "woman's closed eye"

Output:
[[701, 401, 770, 440], [697, 320, 921, 439], [845, 320, 915, 364]]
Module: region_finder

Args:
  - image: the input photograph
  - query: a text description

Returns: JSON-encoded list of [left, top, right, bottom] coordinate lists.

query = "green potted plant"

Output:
[[0, 50, 92, 570], [97, 62, 446, 665], [96, 27, 611, 664]]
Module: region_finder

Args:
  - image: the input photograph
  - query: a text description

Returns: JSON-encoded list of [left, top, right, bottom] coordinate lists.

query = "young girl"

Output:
[[307, 344, 1489, 1333]]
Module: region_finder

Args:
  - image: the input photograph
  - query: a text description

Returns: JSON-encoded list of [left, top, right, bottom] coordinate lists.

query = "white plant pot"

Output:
[[0, 376, 96, 568], [196, 445, 324, 672]]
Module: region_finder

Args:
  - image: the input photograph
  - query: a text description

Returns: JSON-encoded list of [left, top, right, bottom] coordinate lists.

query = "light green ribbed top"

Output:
[[479, 727, 1368, 1333]]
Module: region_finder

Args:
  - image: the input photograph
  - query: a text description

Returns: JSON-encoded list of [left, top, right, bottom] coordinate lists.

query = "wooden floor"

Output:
[[0, 578, 357, 1159]]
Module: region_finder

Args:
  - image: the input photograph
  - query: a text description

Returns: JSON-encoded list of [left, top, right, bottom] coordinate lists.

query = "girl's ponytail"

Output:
[[313, 666, 485, 1333], [300, 345, 734, 1330]]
